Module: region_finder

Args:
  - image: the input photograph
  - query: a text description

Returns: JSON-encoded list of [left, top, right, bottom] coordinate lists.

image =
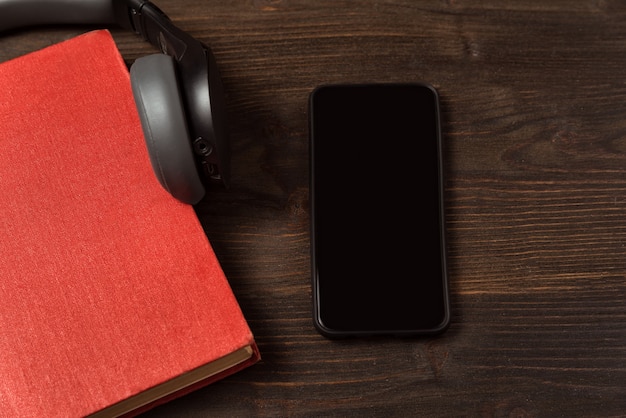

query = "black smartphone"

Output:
[[309, 83, 450, 338]]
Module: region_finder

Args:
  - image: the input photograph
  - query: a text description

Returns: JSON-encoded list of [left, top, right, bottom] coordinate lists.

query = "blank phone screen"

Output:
[[310, 83, 449, 336]]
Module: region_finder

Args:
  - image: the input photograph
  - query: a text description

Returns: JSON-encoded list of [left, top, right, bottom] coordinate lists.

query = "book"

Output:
[[0, 30, 259, 417]]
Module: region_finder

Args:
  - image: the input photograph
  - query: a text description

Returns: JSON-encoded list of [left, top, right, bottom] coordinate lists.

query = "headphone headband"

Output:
[[0, 0, 116, 31], [0, 1, 168, 54]]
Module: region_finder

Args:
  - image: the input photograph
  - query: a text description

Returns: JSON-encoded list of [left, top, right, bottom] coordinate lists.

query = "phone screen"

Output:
[[309, 83, 450, 337]]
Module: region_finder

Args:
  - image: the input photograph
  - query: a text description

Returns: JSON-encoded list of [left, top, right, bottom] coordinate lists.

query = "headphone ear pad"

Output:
[[129, 53, 205, 204]]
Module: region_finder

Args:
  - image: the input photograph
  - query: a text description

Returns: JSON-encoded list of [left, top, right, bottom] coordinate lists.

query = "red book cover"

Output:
[[0, 30, 259, 417]]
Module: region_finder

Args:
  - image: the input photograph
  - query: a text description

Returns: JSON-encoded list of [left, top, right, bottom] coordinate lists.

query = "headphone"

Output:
[[0, 0, 230, 205]]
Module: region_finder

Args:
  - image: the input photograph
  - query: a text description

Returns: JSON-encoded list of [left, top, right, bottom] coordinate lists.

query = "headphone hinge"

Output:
[[112, 0, 149, 36]]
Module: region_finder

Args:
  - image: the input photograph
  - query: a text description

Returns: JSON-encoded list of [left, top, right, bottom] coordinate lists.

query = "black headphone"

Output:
[[0, 0, 230, 205]]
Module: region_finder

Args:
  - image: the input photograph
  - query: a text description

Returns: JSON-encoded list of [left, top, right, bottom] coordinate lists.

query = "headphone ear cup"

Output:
[[129, 53, 205, 204]]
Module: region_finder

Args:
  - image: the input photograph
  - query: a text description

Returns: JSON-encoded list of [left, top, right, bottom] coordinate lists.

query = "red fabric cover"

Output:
[[0, 30, 258, 417]]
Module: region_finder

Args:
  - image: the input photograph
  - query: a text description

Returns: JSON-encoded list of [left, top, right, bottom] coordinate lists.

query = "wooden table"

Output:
[[2, 1, 625, 416]]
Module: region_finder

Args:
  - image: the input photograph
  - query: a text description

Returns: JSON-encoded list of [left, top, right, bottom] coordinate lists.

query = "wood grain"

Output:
[[1, 0, 625, 416]]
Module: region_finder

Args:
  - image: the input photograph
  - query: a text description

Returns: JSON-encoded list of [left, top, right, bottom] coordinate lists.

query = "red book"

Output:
[[0, 30, 259, 417]]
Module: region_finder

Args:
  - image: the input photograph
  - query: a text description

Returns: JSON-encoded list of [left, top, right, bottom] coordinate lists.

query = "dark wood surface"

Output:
[[2, 1, 625, 416]]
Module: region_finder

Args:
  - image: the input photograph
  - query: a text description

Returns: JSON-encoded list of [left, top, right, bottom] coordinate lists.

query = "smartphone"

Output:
[[309, 83, 450, 338]]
